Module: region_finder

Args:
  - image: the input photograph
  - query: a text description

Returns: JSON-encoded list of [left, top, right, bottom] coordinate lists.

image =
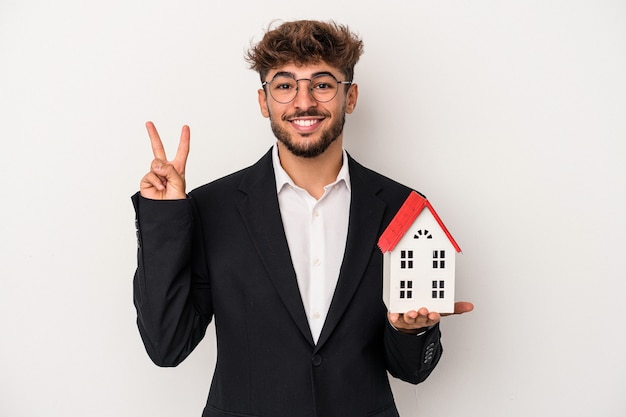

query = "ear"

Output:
[[258, 89, 270, 118], [345, 83, 358, 114]]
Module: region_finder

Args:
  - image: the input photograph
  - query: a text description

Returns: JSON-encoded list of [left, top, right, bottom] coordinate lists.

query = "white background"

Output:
[[1, 1, 625, 416]]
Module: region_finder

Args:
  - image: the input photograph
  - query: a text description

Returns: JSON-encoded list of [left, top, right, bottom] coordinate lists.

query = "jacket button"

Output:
[[312, 355, 323, 367]]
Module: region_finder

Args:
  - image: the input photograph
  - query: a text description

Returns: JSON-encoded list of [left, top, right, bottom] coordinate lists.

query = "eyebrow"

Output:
[[271, 71, 336, 80]]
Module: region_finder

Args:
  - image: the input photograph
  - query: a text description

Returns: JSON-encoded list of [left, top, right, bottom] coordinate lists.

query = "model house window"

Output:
[[431, 280, 445, 299], [400, 250, 413, 269], [414, 229, 433, 239], [399, 280, 413, 299], [432, 250, 446, 269]]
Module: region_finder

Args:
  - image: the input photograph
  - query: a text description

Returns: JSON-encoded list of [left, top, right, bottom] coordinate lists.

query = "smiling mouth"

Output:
[[291, 118, 322, 127]]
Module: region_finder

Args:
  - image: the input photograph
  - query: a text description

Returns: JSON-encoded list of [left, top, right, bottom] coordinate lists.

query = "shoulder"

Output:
[[347, 154, 428, 230], [347, 153, 426, 201], [189, 148, 274, 201]]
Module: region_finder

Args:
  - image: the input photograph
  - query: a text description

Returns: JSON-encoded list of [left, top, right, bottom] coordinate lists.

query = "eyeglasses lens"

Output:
[[268, 75, 339, 103]]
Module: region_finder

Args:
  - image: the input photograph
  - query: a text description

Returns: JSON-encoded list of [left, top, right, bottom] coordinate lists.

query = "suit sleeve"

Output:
[[132, 192, 213, 367], [384, 321, 443, 384]]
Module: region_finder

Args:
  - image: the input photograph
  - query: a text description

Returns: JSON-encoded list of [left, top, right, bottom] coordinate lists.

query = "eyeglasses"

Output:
[[262, 73, 352, 104]]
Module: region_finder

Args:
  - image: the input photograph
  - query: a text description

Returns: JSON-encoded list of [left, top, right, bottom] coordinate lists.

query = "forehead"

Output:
[[266, 62, 344, 80]]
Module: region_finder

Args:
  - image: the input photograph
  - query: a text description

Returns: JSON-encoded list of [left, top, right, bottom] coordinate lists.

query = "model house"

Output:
[[378, 191, 461, 313]]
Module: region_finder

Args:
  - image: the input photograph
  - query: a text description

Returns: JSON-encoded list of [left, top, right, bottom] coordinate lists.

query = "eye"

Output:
[[275, 83, 294, 90], [312, 76, 337, 91], [271, 76, 296, 91], [314, 82, 331, 90]]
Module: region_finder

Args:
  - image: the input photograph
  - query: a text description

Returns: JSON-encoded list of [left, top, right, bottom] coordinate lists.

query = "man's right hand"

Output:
[[140, 121, 190, 200]]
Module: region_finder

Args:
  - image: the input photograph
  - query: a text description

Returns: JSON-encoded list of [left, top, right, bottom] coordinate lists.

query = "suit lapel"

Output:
[[236, 151, 392, 350], [315, 156, 387, 351], [237, 150, 315, 346]]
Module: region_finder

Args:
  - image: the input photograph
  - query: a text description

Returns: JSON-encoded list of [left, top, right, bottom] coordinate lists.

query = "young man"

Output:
[[133, 20, 472, 417]]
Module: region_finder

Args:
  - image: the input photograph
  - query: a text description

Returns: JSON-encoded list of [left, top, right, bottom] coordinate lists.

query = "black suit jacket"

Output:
[[132, 149, 442, 417]]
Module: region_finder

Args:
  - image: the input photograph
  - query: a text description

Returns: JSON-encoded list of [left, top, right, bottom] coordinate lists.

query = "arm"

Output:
[[384, 321, 442, 384], [384, 302, 474, 384], [132, 122, 212, 367]]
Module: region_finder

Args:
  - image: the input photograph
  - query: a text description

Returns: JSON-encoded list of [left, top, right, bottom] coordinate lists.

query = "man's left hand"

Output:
[[388, 301, 474, 335]]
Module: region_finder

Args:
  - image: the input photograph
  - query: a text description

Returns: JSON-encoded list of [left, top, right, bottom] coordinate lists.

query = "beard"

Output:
[[270, 107, 346, 158]]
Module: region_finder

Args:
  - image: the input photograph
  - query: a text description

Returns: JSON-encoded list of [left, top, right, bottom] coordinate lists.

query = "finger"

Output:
[[454, 301, 474, 314], [150, 158, 166, 174], [146, 121, 167, 161], [427, 312, 441, 323], [150, 159, 182, 183], [173, 125, 190, 175], [388, 312, 400, 323], [417, 307, 430, 317], [141, 172, 166, 192], [441, 301, 474, 317], [404, 310, 418, 320]]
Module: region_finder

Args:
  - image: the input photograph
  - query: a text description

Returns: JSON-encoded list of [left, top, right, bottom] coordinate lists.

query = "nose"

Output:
[[292, 79, 317, 109]]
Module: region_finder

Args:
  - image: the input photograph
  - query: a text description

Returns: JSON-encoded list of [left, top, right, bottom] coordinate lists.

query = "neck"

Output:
[[277, 138, 344, 200]]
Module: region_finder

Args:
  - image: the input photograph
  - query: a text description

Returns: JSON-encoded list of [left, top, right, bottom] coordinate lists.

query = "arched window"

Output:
[[413, 229, 433, 239]]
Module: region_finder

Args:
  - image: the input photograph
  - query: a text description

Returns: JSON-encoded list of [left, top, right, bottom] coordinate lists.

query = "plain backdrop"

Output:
[[1, 1, 625, 416]]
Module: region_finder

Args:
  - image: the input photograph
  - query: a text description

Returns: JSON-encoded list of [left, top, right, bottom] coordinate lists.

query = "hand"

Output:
[[388, 301, 474, 334], [140, 121, 190, 200]]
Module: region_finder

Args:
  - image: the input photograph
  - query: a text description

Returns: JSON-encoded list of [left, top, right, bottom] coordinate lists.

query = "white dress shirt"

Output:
[[272, 145, 351, 343]]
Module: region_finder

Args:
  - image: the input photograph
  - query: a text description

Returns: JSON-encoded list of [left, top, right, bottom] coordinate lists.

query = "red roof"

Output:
[[377, 191, 461, 253]]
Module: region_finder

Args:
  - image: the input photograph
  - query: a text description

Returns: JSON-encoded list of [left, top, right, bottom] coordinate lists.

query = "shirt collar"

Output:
[[272, 143, 352, 195]]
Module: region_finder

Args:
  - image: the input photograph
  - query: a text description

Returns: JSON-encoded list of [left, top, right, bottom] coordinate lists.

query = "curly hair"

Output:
[[245, 20, 364, 82]]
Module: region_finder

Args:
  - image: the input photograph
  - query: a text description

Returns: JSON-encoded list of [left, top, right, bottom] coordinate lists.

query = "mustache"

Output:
[[282, 110, 330, 120]]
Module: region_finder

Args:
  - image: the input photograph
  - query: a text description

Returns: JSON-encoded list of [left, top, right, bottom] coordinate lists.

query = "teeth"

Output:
[[293, 119, 318, 127]]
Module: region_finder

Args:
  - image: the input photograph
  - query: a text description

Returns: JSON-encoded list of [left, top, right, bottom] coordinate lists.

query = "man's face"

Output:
[[258, 62, 358, 158]]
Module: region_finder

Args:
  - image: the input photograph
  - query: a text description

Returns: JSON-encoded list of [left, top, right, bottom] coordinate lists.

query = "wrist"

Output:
[[389, 321, 435, 336]]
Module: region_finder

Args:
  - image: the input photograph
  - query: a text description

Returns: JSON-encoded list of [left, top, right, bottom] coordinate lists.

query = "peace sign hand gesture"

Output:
[[140, 121, 190, 200]]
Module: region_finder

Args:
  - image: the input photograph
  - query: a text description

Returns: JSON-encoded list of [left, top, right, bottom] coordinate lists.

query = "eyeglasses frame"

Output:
[[261, 72, 353, 104]]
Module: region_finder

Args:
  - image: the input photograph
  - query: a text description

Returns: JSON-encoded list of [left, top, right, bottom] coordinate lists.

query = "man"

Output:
[[133, 20, 473, 417]]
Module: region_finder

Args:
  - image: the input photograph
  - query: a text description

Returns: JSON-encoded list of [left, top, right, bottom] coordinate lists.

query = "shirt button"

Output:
[[313, 210, 320, 217], [313, 258, 321, 266], [313, 312, 321, 319]]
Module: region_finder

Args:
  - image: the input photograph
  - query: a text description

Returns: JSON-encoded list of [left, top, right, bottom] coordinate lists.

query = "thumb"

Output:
[[441, 301, 474, 317], [151, 159, 186, 195], [152, 159, 182, 180]]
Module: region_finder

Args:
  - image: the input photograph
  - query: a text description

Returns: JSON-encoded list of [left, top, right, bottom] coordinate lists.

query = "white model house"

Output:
[[378, 191, 461, 314]]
